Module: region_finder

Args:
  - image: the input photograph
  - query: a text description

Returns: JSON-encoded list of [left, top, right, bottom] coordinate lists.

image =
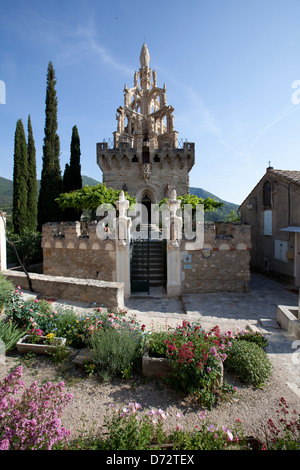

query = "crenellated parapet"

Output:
[[42, 222, 117, 282], [42, 221, 117, 252], [180, 222, 252, 294], [200, 222, 252, 252]]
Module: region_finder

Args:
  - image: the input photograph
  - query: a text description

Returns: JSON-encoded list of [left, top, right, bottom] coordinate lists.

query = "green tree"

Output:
[[63, 163, 71, 193], [159, 194, 224, 212], [63, 125, 82, 221], [55, 183, 135, 215], [37, 61, 62, 230], [26, 115, 38, 231], [69, 125, 82, 191], [225, 210, 241, 222], [13, 119, 28, 234]]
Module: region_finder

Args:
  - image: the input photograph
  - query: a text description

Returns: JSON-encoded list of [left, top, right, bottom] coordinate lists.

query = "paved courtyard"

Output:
[[125, 273, 300, 398]]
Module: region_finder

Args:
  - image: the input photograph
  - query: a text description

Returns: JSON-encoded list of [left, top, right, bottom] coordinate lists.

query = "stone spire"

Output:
[[139, 43, 150, 68]]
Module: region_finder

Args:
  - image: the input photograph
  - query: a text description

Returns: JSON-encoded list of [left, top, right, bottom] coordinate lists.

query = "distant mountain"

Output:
[[189, 187, 239, 222], [0, 176, 239, 221], [0, 175, 101, 215], [0, 177, 13, 213], [81, 175, 101, 187]]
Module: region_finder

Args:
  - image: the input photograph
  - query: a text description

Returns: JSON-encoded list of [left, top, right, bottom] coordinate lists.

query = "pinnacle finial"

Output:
[[140, 43, 150, 67]]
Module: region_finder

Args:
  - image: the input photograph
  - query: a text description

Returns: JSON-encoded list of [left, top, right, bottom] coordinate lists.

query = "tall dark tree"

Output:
[[63, 125, 82, 221], [69, 125, 82, 190], [12, 119, 28, 234], [27, 115, 38, 231], [38, 61, 62, 230], [63, 163, 71, 193]]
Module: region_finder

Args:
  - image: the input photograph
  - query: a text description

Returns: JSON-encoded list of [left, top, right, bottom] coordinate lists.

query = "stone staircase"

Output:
[[131, 237, 166, 291]]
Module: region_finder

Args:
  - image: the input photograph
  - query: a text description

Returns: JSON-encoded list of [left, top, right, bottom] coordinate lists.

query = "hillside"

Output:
[[0, 175, 100, 215], [0, 176, 239, 221], [189, 187, 239, 221]]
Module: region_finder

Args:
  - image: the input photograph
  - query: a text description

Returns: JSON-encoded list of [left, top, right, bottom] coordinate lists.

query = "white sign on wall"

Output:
[[274, 240, 288, 263], [264, 210, 272, 236]]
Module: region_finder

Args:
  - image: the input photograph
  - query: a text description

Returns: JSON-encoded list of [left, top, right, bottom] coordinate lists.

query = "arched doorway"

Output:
[[135, 186, 157, 228]]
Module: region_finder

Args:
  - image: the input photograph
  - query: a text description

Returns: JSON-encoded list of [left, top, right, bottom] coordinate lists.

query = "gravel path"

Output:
[[1, 341, 299, 446]]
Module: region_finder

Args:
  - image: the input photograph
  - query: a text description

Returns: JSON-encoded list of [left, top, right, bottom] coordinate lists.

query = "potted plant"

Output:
[[17, 328, 66, 355]]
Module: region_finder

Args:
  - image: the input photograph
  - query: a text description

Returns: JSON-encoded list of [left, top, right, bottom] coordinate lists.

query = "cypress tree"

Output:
[[12, 119, 28, 234], [63, 125, 82, 221], [37, 61, 62, 230], [27, 115, 38, 231], [63, 163, 71, 193], [69, 125, 82, 191]]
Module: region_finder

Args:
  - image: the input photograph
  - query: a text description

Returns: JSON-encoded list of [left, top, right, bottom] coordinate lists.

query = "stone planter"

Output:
[[142, 348, 223, 387], [142, 348, 172, 378], [16, 335, 66, 355]]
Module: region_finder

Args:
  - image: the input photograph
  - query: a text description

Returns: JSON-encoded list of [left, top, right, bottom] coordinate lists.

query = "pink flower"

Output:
[[0, 438, 9, 450], [157, 409, 166, 419], [222, 426, 233, 441]]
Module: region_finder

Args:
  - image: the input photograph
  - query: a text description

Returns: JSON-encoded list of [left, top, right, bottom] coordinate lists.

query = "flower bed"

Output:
[[144, 321, 230, 408]]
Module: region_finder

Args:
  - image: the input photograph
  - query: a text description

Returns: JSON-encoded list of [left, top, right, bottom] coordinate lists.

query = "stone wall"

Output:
[[97, 141, 194, 202], [180, 222, 251, 293], [4, 270, 124, 310], [42, 221, 117, 282]]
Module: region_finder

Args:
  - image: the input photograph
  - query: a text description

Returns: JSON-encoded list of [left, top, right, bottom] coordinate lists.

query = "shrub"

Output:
[[52, 308, 88, 348], [225, 339, 272, 386], [0, 319, 25, 352], [6, 229, 42, 267], [234, 329, 269, 350], [63, 403, 249, 451], [147, 329, 170, 358], [0, 273, 14, 310], [88, 327, 144, 381], [5, 288, 53, 329], [0, 366, 73, 450], [263, 397, 300, 450], [145, 322, 233, 408]]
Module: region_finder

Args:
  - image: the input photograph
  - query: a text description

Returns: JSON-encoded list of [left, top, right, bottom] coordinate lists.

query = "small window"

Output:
[[142, 146, 150, 164], [263, 181, 272, 207], [154, 155, 160, 162], [132, 155, 138, 162]]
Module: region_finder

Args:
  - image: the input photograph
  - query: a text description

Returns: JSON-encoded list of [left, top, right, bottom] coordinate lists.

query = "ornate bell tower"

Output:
[[97, 44, 195, 208]]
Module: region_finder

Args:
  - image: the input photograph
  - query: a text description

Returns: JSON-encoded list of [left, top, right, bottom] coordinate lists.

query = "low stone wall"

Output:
[[181, 222, 251, 293], [3, 270, 124, 310], [277, 305, 300, 339]]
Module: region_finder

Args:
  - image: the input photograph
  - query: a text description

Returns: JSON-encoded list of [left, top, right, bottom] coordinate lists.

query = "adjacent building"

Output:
[[239, 167, 300, 286]]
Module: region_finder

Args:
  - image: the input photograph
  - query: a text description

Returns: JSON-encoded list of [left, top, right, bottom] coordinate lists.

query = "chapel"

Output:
[[97, 43, 195, 222]]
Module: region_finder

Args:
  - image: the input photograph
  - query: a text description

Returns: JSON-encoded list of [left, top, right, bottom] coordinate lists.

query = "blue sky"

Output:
[[1, 0, 300, 205]]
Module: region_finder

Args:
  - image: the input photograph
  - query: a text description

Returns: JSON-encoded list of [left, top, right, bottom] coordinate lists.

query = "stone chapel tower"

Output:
[[97, 44, 195, 213]]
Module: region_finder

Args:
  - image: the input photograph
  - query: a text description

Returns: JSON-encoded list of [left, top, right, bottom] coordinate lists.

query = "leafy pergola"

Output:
[[56, 184, 223, 216], [55, 183, 136, 213], [159, 194, 224, 212]]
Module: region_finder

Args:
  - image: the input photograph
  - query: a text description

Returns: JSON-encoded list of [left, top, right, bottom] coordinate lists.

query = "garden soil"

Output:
[[1, 273, 300, 447]]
